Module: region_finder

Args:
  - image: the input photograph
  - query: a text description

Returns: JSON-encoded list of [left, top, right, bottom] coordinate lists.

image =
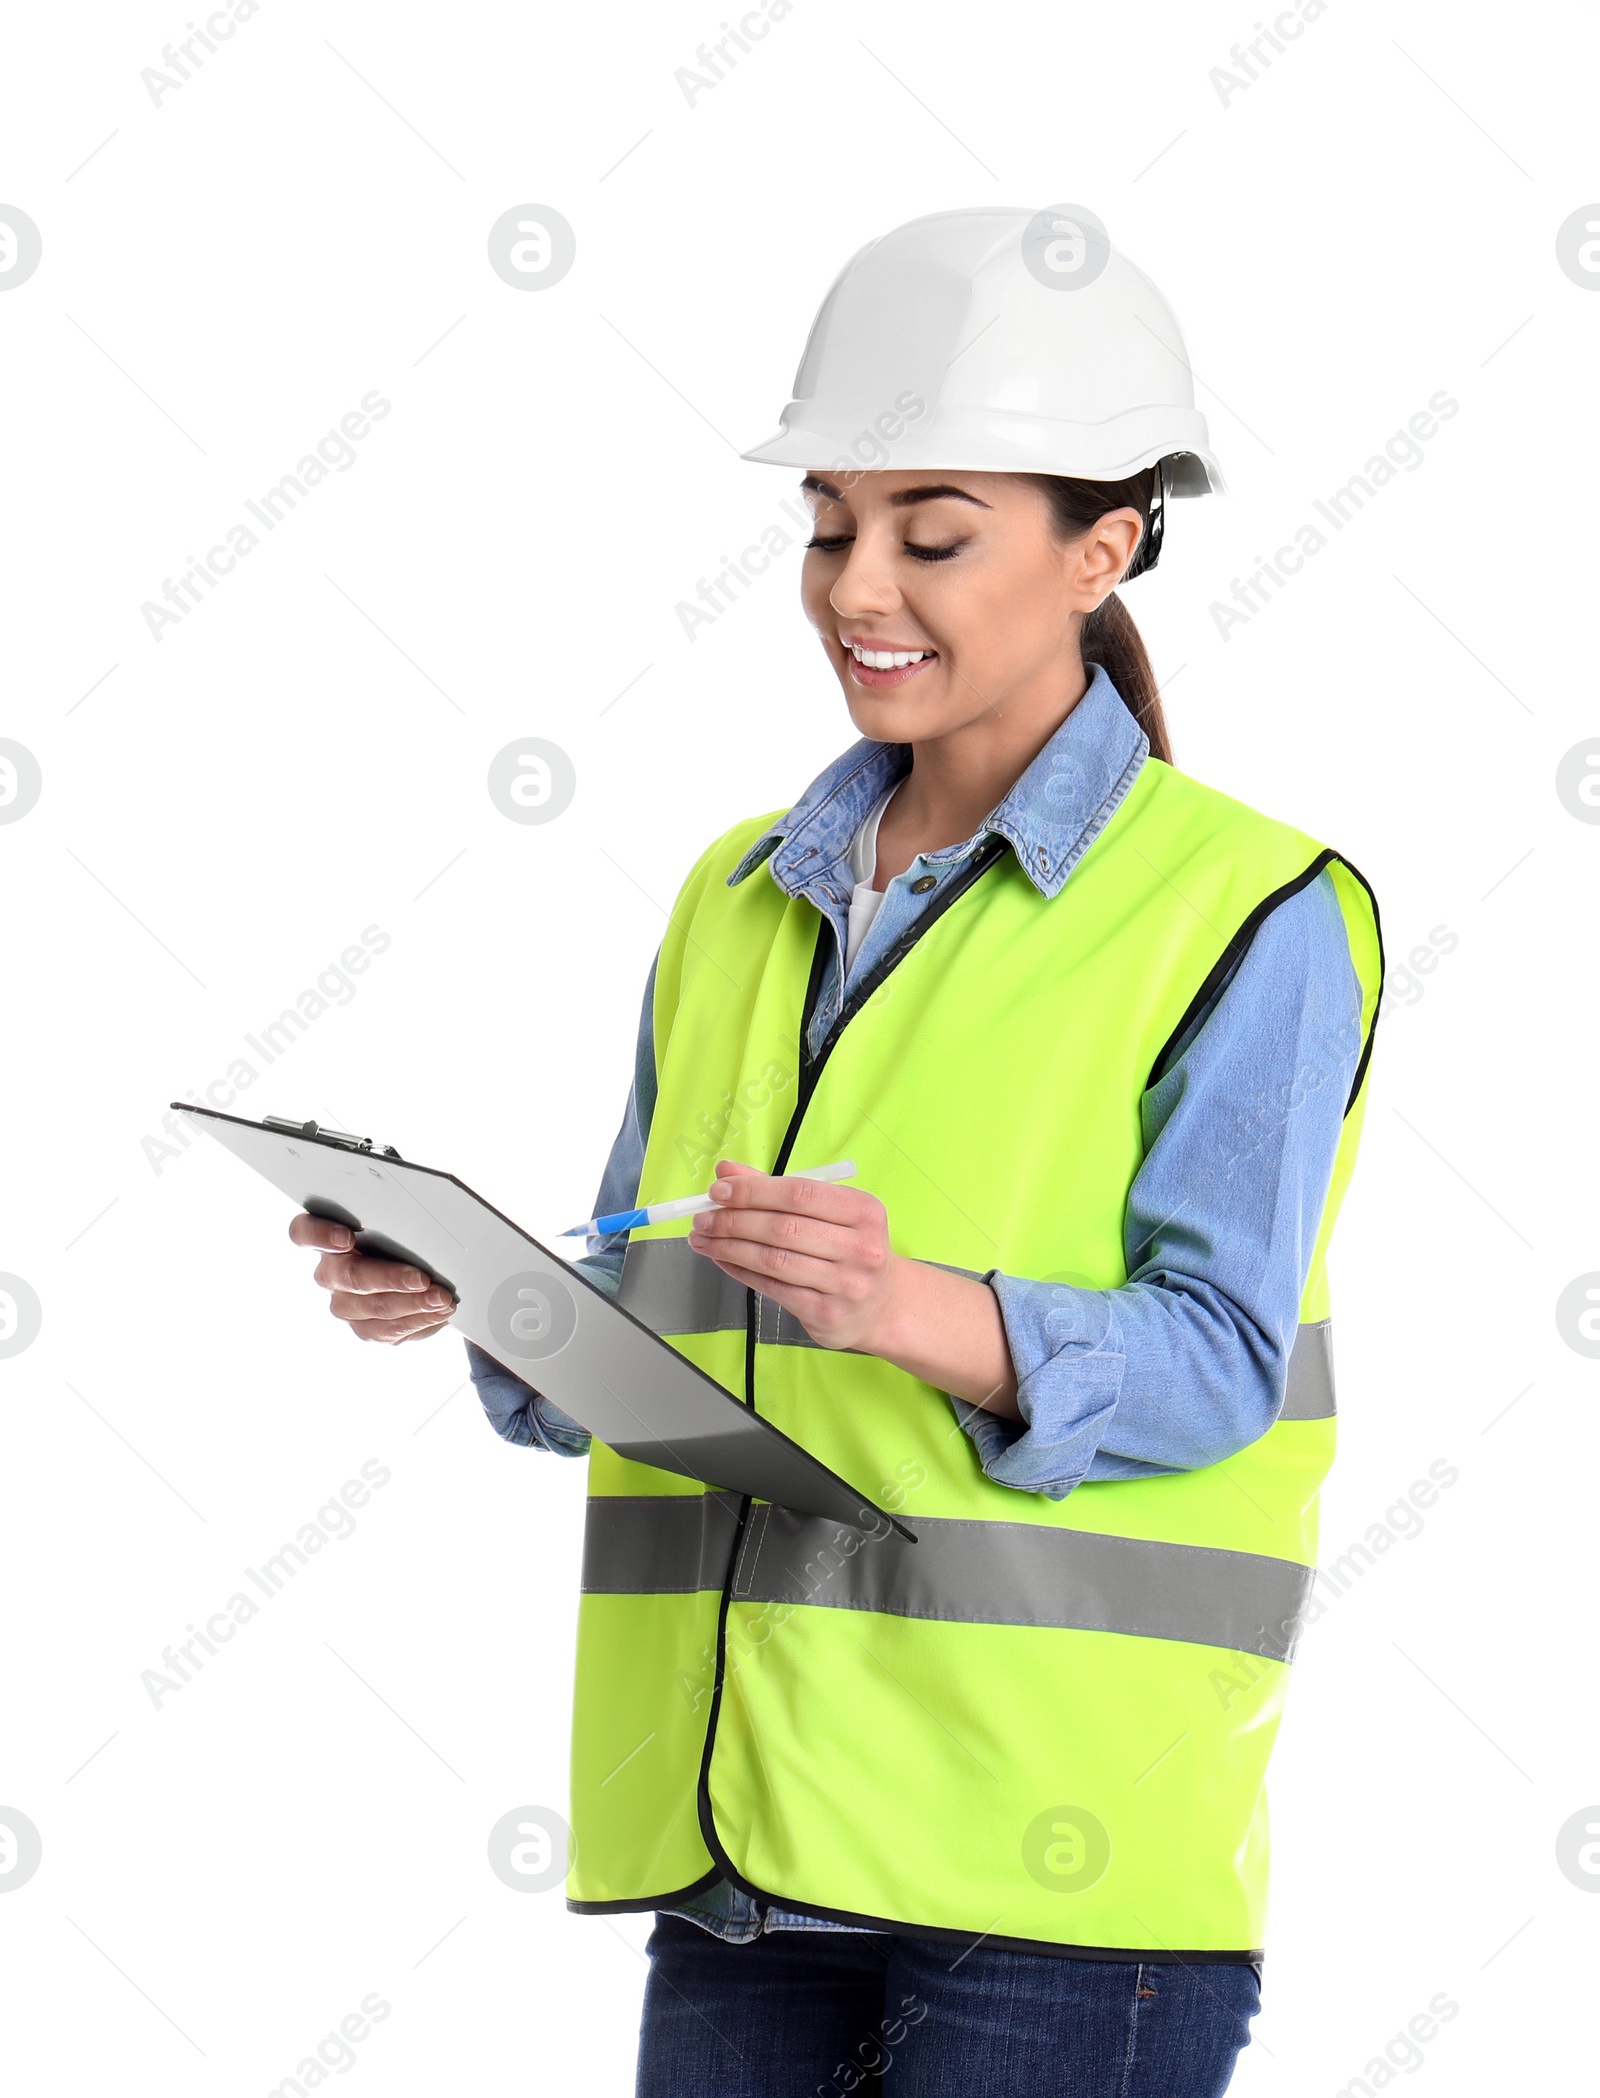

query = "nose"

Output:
[[827, 530, 904, 626]]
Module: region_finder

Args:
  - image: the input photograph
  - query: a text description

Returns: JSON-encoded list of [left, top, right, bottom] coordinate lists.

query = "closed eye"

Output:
[[803, 536, 965, 563]]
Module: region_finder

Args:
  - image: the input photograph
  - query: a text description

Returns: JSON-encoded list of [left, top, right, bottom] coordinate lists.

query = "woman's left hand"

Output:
[[686, 1158, 902, 1353]]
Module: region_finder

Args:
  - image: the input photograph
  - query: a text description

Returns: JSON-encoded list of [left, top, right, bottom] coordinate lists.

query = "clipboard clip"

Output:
[[262, 1115, 403, 1161]]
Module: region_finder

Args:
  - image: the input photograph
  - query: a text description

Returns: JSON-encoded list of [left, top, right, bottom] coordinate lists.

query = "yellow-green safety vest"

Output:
[[567, 752, 1383, 1962]]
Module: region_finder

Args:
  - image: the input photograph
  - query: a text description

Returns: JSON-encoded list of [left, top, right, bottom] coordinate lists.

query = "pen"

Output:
[[560, 1160, 856, 1239]]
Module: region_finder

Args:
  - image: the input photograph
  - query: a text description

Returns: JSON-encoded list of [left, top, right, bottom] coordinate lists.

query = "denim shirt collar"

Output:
[[726, 660, 1149, 905]]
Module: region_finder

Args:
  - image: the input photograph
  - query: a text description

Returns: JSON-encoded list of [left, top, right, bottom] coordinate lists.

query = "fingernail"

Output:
[[425, 1289, 450, 1309], [405, 1270, 426, 1289], [710, 1180, 731, 1199], [333, 1229, 353, 1249]]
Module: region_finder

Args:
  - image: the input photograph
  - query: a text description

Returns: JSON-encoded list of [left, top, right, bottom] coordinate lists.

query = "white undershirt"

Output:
[[844, 780, 903, 972]]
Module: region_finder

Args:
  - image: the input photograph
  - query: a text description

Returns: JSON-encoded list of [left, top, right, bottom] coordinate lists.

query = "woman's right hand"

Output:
[[288, 1212, 458, 1345]]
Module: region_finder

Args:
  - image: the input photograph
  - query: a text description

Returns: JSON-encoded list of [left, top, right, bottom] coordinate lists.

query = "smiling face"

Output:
[[798, 470, 1144, 745]]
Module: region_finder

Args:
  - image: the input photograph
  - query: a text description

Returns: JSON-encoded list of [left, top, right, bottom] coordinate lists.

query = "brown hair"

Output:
[[1018, 467, 1172, 764]]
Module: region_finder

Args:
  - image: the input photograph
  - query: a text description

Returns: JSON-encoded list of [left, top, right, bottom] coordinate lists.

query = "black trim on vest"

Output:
[[1334, 853, 1385, 1110], [795, 900, 834, 1086], [793, 832, 1011, 1121], [567, 1865, 724, 1916], [566, 1871, 721, 1921], [692, 835, 1054, 1950], [646, 1872, 1264, 1966], [1145, 849, 1386, 1118]]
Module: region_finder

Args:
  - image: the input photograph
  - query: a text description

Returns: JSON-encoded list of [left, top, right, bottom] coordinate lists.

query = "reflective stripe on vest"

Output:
[[581, 1492, 1313, 1662], [614, 1236, 1338, 1422]]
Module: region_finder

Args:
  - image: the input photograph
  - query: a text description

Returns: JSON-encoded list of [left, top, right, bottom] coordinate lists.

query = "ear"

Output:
[[1085, 507, 1144, 591]]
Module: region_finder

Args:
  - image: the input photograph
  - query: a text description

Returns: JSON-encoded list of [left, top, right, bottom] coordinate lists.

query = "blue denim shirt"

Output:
[[468, 662, 1364, 1941]]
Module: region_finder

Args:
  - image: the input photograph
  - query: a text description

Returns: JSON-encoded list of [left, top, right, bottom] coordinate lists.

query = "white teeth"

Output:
[[849, 645, 930, 669]]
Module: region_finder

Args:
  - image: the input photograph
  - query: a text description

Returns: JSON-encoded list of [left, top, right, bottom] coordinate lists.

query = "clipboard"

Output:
[[172, 1103, 915, 1540]]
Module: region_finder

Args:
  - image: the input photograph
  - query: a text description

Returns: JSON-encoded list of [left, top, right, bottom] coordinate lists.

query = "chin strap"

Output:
[[1122, 456, 1167, 581]]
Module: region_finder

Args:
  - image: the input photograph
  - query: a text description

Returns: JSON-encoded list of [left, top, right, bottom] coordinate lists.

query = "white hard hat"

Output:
[[740, 205, 1225, 503]]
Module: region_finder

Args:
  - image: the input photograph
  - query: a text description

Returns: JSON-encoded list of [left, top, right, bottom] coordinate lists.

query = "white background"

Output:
[[2, 0, 1596, 2090]]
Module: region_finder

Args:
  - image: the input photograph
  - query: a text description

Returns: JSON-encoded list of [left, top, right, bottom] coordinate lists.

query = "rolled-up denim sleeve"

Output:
[[469, 948, 660, 1457], [952, 870, 1364, 1499], [467, 1285, 610, 1455]]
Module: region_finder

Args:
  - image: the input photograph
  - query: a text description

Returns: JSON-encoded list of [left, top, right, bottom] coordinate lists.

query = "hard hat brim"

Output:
[[740, 414, 1225, 497]]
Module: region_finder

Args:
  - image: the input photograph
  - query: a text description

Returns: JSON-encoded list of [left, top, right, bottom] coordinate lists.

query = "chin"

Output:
[[841, 695, 923, 742], [836, 660, 933, 718]]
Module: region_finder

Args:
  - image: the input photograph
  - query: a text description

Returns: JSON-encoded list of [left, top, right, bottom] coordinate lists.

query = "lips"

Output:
[[841, 638, 939, 690], [848, 652, 937, 689]]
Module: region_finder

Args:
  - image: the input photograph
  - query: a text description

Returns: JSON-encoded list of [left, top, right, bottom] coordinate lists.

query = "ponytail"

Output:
[[1081, 591, 1170, 764], [1020, 466, 1174, 765]]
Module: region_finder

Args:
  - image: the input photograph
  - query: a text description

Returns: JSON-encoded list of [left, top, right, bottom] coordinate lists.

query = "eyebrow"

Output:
[[800, 474, 993, 511]]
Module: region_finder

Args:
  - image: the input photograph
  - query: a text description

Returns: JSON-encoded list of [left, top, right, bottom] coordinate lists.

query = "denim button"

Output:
[[910, 875, 937, 893]]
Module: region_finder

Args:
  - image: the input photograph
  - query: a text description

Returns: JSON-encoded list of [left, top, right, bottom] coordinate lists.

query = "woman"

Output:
[[294, 207, 1383, 2095]]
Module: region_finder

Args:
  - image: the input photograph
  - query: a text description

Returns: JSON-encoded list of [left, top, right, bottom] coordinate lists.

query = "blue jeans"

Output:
[[635, 1914, 1261, 2097]]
